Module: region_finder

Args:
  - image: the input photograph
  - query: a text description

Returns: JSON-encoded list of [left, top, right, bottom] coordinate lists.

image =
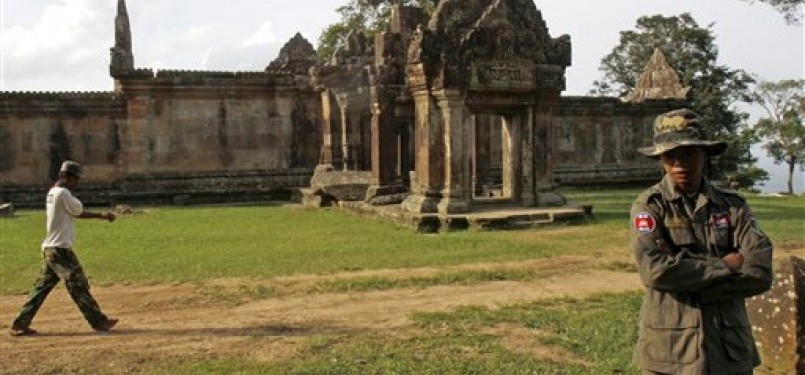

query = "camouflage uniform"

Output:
[[12, 247, 110, 330], [10, 160, 114, 333], [631, 109, 773, 374]]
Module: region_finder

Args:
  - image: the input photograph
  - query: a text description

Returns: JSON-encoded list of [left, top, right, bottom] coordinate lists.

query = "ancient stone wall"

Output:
[[0, 70, 321, 207], [0, 92, 126, 187], [118, 70, 320, 174], [552, 96, 686, 187]]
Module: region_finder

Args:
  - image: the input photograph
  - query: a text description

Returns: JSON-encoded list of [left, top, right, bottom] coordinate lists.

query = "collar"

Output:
[[658, 174, 717, 212]]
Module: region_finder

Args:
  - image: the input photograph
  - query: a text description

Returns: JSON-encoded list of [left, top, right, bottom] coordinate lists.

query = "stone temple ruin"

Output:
[[0, 0, 689, 230]]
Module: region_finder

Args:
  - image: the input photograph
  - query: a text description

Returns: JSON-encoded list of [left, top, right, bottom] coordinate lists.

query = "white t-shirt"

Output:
[[41, 186, 84, 249]]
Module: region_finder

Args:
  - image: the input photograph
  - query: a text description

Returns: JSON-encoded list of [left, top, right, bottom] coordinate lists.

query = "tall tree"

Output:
[[318, 0, 436, 60], [750, 79, 805, 194], [742, 0, 804, 24], [592, 13, 758, 185]]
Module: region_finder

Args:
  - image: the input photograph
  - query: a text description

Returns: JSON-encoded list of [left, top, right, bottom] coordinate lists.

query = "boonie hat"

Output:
[[638, 108, 727, 158], [59, 160, 83, 178]]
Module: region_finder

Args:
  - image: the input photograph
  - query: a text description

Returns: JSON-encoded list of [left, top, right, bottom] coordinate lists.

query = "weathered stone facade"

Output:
[[747, 256, 805, 375], [305, 1, 685, 214], [1, 0, 687, 208]]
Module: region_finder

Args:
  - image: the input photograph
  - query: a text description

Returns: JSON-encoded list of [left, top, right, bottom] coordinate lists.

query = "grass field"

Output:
[[2, 189, 801, 294], [0, 189, 802, 374]]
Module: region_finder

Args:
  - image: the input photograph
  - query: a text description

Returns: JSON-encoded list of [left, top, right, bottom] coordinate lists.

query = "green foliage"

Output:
[[742, 0, 804, 24], [317, 0, 436, 60], [724, 126, 770, 191], [750, 79, 805, 194], [591, 13, 757, 181]]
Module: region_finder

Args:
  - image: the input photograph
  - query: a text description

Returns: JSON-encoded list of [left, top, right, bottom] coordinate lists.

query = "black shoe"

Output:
[[9, 326, 38, 336], [94, 318, 118, 332]]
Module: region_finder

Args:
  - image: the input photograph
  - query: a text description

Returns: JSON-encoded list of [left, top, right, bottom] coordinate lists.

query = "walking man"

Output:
[[9, 160, 119, 336], [631, 109, 773, 374]]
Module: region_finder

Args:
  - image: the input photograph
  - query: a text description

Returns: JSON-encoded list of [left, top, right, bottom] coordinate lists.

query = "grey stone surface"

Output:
[[747, 256, 804, 375]]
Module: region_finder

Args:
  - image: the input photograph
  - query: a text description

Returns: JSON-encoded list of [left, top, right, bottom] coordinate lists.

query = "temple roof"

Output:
[[624, 48, 690, 103]]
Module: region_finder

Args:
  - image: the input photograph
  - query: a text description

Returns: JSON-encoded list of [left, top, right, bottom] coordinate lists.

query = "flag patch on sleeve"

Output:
[[634, 212, 656, 234]]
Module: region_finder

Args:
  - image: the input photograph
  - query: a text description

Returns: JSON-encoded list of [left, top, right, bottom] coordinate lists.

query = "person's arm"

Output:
[[77, 211, 116, 222], [61, 189, 115, 222], [696, 203, 773, 304], [632, 199, 733, 293]]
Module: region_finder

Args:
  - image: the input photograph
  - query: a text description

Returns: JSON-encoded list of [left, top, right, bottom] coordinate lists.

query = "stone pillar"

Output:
[[474, 114, 492, 196], [366, 86, 406, 203], [532, 98, 565, 207], [435, 89, 470, 214], [747, 256, 804, 375], [501, 115, 516, 199], [399, 119, 414, 186], [336, 93, 355, 171], [401, 88, 443, 214], [490, 115, 503, 185], [318, 89, 336, 169], [520, 107, 536, 206], [533, 102, 553, 191]]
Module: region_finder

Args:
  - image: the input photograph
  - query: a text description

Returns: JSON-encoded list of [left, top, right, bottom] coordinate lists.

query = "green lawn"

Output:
[[144, 292, 643, 375], [1, 189, 802, 374], [1, 190, 802, 295]]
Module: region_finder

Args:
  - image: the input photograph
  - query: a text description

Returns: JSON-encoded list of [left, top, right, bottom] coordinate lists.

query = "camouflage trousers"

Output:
[[11, 247, 109, 330]]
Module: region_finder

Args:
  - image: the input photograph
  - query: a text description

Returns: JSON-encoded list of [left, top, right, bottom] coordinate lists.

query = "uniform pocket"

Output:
[[641, 291, 701, 364], [722, 313, 752, 361], [643, 327, 699, 364]]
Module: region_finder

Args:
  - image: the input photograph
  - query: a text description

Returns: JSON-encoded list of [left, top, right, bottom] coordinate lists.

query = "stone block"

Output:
[[0, 202, 14, 217], [747, 256, 804, 375]]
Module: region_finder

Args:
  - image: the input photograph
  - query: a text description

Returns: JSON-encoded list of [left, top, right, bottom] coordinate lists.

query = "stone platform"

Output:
[[337, 201, 592, 233]]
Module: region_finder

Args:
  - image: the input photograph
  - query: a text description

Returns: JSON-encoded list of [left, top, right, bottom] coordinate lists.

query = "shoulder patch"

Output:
[[634, 212, 657, 234]]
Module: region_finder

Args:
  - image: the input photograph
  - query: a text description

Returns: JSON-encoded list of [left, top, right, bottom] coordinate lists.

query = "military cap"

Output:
[[638, 108, 727, 157], [59, 160, 83, 178]]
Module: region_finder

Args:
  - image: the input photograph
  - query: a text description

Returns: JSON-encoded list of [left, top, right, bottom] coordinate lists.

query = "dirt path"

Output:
[[2, 249, 799, 374]]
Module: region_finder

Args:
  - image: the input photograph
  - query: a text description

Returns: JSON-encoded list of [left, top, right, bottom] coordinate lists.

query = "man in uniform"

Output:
[[631, 109, 773, 374], [9, 160, 119, 336]]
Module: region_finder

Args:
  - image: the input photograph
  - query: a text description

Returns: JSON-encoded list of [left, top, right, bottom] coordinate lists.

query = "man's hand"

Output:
[[721, 252, 744, 272], [103, 212, 116, 223]]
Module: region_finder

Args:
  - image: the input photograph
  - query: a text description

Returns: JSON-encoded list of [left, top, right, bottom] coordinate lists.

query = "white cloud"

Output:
[[178, 25, 211, 44], [2, 0, 96, 59], [242, 21, 277, 47]]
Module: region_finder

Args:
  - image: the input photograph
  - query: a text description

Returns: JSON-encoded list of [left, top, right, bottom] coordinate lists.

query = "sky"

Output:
[[0, 0, 802, 192]]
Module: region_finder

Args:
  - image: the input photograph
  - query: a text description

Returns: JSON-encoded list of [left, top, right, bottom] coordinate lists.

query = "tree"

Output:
[[725, 127, 770, 192], [592, 13, 759, 185], [742, 0, 804, 24], [318, 0, 436, 60], [750, 79, 805, 194]]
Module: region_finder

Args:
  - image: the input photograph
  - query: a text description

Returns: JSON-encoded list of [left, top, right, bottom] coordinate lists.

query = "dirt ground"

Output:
[[1, 249, 801, 374]]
